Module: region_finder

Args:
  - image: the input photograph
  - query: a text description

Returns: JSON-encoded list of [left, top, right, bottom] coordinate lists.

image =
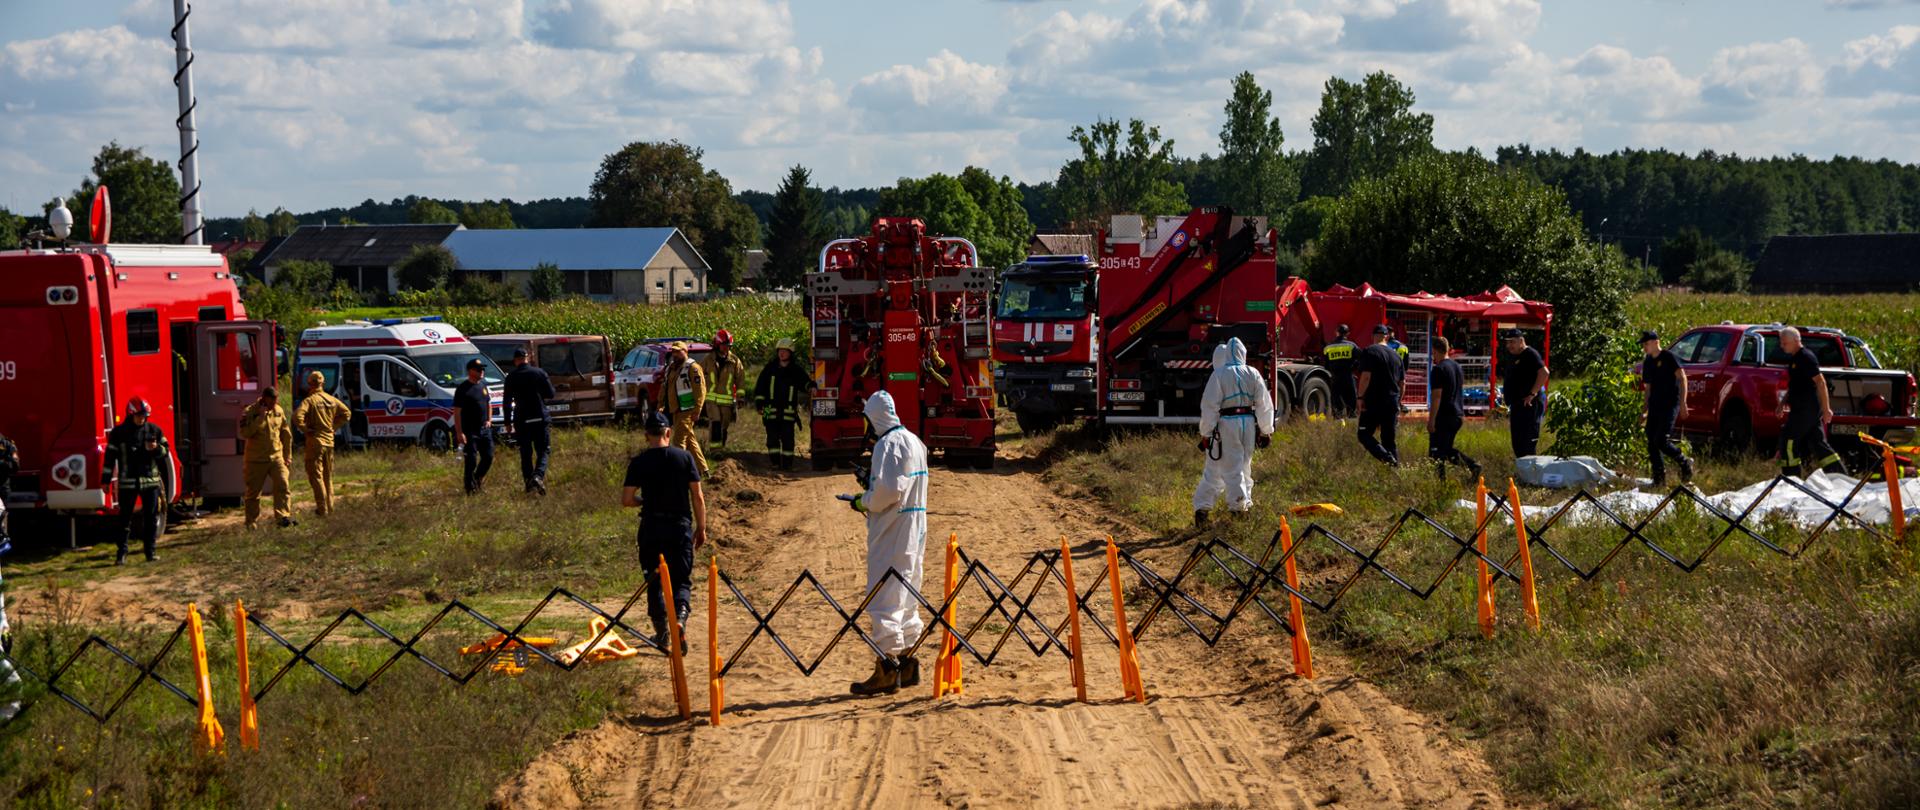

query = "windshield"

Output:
[[407, 352, 504, 388], [997, 277, 1089, 320]]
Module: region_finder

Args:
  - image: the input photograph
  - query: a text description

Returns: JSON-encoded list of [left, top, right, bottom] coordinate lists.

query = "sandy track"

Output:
[[496, 459, 1507, 809]]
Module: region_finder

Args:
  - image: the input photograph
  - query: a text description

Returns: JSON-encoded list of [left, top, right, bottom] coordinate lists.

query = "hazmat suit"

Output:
[[846, 391, 929, 695], [1192, 338, 1276, 518]]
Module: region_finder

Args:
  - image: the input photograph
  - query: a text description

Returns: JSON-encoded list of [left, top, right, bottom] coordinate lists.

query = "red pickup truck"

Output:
[[1654, 323, 1918, 458]]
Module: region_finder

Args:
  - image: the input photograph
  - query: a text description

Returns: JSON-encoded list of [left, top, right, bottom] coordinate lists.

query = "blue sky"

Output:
[[3, 0, 1918, 217]]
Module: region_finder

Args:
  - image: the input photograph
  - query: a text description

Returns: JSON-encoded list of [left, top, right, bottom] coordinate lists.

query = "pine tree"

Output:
[[765, 165, 826, 289]]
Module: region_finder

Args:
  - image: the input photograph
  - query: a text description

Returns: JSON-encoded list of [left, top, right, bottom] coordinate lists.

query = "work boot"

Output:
[[278, 517, 298, 529], [114, 546, 127, 566], [896, 655, 921, 688], [1193, 509, 1209, 528], [1680, 457, 1695, 484], [534, 479, 548, 496], [849, 655, 900, 696]]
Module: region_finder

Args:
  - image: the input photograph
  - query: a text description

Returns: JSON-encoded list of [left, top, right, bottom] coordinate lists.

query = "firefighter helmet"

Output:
[[125, 397, 152, 417], [714, 329, 734, 346]]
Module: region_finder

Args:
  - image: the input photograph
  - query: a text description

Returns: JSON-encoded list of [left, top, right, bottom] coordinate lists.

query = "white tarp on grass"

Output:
[[1460, 471, 1920, 529]]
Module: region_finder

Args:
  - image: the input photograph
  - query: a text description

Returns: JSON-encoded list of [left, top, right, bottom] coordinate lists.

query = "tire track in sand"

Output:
[[496, 460, 1507, 809]]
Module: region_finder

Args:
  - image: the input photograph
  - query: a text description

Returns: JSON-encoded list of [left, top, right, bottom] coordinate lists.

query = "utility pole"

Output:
[[172, 0, 204, 245]]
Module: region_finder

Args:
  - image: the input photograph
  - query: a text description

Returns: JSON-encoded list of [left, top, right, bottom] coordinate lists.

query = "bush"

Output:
[[1685, 251, 1752, 293], [528, 262, 565, 302], [273, 259, 335, 302], [1545, 337, 1646, 466], [451, 275, 523, 307], [396, 244, 456, 292], [390, 287, 451, 309], [326, 280, 364, 310]]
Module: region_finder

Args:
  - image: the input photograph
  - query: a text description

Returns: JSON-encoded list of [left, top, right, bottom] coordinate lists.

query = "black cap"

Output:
[[1502, 328, 1526, 339], [261, 386, 278, 399], [466, 358, 486, 371], [512, 347, 529, 358], [1638, 330, 1659, 344], [643, 410, 672, 433], [1371, 324, 1391, 336], [1336, 323, 1350, 335]]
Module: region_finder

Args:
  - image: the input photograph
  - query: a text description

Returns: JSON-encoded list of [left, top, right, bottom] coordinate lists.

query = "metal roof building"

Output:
[[256, 223, 463, 296], [444, 228, 710, 302]]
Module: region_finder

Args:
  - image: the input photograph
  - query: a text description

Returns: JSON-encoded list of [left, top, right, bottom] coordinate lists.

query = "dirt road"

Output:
[[497, 458, 1507, 809]]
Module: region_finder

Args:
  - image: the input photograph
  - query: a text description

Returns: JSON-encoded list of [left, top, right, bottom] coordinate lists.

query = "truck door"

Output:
[[1678, 331, 1733, 431], [191, 320, 275, 499], [358, 355, 434, 442]]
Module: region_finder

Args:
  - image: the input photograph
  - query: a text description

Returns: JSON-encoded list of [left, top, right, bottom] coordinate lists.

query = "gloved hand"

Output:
[[836, 493, 866, 513], [1256, 433, 1272, 449], [1197, 437, 1213, 453]]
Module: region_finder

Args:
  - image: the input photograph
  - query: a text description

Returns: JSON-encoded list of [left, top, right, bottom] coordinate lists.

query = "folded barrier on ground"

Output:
[[3, 460, 1908, 745]]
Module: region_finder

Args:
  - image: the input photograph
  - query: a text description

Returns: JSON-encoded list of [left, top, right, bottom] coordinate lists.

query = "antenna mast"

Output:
[[172, 0, 204, 245]]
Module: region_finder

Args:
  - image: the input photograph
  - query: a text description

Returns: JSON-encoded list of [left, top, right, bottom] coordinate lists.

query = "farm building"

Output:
[[1751, 233, 1920, 292], [1029, 233, 1095, 258], [443, 228, 709, 303], [256, 223, 462, 297]]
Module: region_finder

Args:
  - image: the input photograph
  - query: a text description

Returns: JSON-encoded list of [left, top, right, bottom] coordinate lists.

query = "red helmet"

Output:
[[125, 397, 152, 417], [714, 329, 733, 346]]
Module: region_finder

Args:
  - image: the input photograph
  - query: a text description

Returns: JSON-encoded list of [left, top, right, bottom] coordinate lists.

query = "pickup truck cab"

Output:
[[1656, 323, 1918, 455]]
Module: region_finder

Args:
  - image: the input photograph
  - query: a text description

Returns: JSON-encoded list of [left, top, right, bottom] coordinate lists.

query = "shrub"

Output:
[[1685, 251, 1752, 293], [1545, 336, 1646, 466], [273, 259, 335, 302], [391, 287, 451, 309], [396, 244, 456, 292], [451, 275, 523, 306], [528, 262, 565, 302]]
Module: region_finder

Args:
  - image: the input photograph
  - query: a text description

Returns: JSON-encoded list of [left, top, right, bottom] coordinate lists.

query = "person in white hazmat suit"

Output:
[[842, 390, 930, 696], [1192, 337, 1276, 526]]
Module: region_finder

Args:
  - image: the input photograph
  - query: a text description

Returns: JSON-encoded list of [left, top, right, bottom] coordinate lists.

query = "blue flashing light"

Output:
[[1022, 254, 1091, 265]]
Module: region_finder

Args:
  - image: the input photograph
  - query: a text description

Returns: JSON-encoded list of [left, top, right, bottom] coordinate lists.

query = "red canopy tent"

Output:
[[1305, 282, 1554, 415]]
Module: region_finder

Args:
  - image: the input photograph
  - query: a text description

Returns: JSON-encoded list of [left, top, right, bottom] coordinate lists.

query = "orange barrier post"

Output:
[[1278, 519, 1315, 679], [708, 555, 723, 727], [186, 603, 225, 754], [1059, 536, 1087, 703], [1859, 433, 1907, 541], [1507, 479, 1541, 630], [234, 600, 259, 751], [1474, 478, 1496, 638], [933, 533, 964, 698], [658, 555, 692, 721], [1104, 536, 1146, 702]]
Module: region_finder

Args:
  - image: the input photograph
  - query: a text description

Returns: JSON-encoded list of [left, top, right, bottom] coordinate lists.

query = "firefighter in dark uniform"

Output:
[[754, 338, 814, 470], [1639, 330, 1693, 486], [1776, 327, 1847, 478], [102, 398, 171, 564], [1500, 329, 1549, 458], [1355, 325, 1403, 466], [1426, 337, 1480, 480], [1321, 324, 1359, 418]]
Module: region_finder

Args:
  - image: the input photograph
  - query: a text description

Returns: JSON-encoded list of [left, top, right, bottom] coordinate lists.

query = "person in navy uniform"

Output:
[[502, 347, 558, 495], [1354, 325, 1403, 466], [452, 359, 494, 494], [1775, 327, 1846, 478], [1426, 338, 1480, 480], [1500, 329, 1549, 458], [1638, 330, 1693, 486], [621, 410, 708, 649]]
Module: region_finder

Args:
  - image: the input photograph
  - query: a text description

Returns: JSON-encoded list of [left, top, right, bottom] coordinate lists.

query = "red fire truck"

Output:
[[0, 200, 274, 539], [807, 218, 997, 469]]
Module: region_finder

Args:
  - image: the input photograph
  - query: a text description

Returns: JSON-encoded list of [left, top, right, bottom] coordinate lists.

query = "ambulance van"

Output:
[[293, 317, 505, 450]]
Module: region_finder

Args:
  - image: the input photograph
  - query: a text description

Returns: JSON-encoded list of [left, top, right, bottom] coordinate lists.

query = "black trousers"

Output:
[[117, 485, 163, 559], [1509, 396, 1544, 458], [1330, 373, 1357, 418], [1428, 415, 1477, 477], [1357, 405, 1399, 464], [1646, 409, 1687, 480], [462, 431, 494, 493], [764, 418, 797, 458], [515, 420, 550, 490], [1777, 409, 1844, 476], [638, 520, 695, 634]]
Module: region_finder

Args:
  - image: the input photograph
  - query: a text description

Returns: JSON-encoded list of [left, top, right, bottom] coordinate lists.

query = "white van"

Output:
[[293, 317, 504, 450]]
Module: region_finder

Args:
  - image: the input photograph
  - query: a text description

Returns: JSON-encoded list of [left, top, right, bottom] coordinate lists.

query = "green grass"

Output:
[[1052, 415, 1920, 809]]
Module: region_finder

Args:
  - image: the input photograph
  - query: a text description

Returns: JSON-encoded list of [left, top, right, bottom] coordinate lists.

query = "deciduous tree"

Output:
[[1301, 72, 1434, 198], [1055, 118, 1188, 230], [61, 142, 183, 243], [1217, 72, 1297, 219], [408, 199, 461, 225], [589, 140, 753, 290]]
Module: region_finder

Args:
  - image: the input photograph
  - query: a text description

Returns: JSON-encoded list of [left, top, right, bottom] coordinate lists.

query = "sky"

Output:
[[3, 0, 1919, 218]]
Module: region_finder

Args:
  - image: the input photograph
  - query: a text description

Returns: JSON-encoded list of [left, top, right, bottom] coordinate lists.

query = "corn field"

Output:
[[436, 297, 809, 362], [1626, 289, 1920, 375]]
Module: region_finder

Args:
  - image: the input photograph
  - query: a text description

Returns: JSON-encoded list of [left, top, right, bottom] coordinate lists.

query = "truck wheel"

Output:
[[1300, 377, 1332, 419], [1715, 407, 1754, 458], [1015, 410, 1058, 436], [1272, 388, 1293, 423], [421, 423, 452, 454], [971, 452, 996, 471]]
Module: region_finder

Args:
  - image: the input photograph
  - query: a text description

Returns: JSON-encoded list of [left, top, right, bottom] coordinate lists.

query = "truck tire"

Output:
[[1015, 409, 1059, 436], [971, 452, 996, 471], [1299, 377, 1332, 419], [1715, 405, 1754, 458], [420, 422, 452, 454]]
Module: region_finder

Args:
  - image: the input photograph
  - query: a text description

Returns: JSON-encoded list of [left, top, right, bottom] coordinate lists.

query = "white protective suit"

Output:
[[1193, 337, 1276, 512], [859, 391, 930, 656]]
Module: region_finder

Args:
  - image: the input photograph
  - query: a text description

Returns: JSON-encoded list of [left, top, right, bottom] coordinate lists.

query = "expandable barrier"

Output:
[[4, 462, 1907, 738]]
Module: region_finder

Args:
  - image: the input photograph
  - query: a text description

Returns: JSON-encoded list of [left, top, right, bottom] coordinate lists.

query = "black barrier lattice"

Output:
[[2, 472, 1902, 725]]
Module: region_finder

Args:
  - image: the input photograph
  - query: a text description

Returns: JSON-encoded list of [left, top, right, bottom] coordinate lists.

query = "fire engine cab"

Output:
[[293, 318, 505, 451], [0, 207, 273, 525]]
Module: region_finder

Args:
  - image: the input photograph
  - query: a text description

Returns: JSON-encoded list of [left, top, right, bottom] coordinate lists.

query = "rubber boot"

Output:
[[1680, 457, 1694, 484], [1193, 509, 1209, 528], [896, 655, 920, 688], [849, 656, 899, 696]]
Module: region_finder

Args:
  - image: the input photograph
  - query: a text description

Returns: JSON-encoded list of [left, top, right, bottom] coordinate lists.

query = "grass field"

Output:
[[0, 420, 783, 808], [1050, 416, 1920, 809]]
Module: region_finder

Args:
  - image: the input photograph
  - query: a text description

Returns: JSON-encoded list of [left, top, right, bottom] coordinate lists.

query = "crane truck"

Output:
[[807, 217, 998, 469]]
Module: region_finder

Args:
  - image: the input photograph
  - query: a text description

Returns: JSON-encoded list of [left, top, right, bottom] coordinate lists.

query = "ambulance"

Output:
[[293, 317, 505, 450]]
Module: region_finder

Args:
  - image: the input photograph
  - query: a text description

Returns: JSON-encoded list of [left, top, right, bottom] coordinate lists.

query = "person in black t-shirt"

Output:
[[622, 410, 708, 648], [1354, 324, 1402, 466], [1638, 330, 1693, 486], [502, 348, 558, 495], [1425, 338, 1479, 481], [452, 359, 493, 494], [1499, 329, 1549, 458], [1775, 327, 1846, 477]]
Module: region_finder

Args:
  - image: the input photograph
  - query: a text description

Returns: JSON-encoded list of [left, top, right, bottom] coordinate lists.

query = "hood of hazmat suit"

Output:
[[860, 390, 930, 656], [1193, 337, 1277, 513]]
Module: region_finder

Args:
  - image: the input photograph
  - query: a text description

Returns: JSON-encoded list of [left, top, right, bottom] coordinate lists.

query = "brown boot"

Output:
[[895, 655, 920, 688], [849, 656, 899, 696]]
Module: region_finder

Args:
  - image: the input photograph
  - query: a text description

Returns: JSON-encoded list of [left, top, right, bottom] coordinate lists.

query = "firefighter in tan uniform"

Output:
[[240, 386, 296, 529], [293, 371, 352, 516], [699, 329, 747, 447], [660, 341, 709, 476]]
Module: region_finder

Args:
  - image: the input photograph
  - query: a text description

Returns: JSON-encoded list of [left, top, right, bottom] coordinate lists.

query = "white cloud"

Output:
[[535, 0, 792, 53], [1338, 0, 1540, 53], [1703, 39, 1821, 108], [851, 51, 1009, 132], [1829, 25, 1920, 95]]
